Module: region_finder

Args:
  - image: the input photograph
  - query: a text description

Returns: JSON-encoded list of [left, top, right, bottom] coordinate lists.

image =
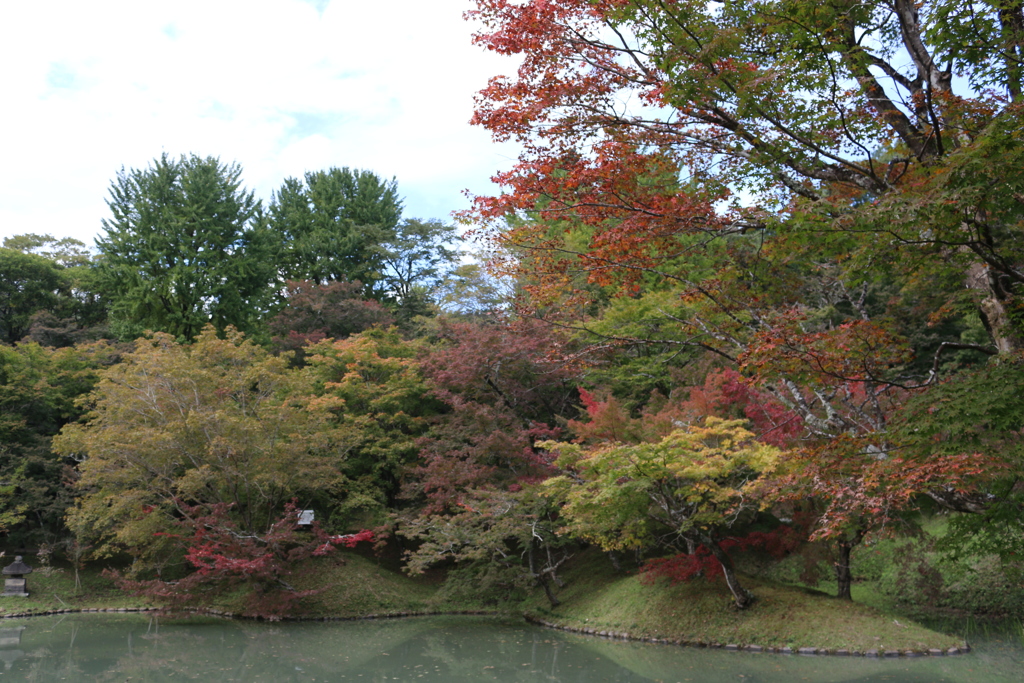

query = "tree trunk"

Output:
[[968, 262, 1023, 355], [701, 535, 753, 609], [835, 528, 866, 601], [606, 550, 622, 572], [528, 543, 561, 607], [999, 2, 1024, 100], [835, 541, 854, 601], [539, 575, 561, 607]]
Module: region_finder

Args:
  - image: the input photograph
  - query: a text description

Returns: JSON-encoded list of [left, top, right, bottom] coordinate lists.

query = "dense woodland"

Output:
[[3, 0, 1024, 616]]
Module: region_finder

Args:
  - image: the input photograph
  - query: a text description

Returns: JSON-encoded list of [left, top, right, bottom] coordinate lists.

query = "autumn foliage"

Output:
[[640, 526, 804, 587], [408, 318, 575, 513], [109, 502, 373, 618], [7, 0, 1023, 619], [269, 279, 394, 360]]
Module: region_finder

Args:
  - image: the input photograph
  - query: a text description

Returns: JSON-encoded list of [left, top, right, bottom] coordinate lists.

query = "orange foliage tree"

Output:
[[463, 0, 1024, 587]]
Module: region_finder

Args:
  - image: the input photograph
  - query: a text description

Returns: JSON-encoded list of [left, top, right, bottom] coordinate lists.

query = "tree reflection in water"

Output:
[[0, 614, 1019, 682]]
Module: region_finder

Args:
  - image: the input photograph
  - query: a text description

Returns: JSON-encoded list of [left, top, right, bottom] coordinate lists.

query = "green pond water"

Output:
[[0, 613, 1019, 682]]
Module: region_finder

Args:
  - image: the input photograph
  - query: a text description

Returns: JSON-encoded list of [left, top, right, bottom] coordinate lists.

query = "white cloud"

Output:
[[0, 0, 519, 247]]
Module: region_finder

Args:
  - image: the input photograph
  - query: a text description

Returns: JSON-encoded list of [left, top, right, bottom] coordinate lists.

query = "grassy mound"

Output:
[[522, 548, 963, 652], [220, 551, 442, 618]]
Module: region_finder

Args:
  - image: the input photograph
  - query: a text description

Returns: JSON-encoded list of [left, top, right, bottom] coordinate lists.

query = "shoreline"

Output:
[[0, 604, 972, 657], [4, 550, 976, 654], [0, 606, 497, 622], [523, 614, 971, 658]]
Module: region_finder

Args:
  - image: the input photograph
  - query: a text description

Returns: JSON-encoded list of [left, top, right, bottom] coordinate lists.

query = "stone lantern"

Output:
[[2, 557, 32, 597]]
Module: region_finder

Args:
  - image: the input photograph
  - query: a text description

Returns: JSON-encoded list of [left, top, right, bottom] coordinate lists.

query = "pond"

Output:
[[0, 613, 1020, 682]]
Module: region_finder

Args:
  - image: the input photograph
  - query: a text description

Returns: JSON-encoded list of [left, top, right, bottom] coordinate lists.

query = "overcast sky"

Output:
[[0, 0, 519, 248]]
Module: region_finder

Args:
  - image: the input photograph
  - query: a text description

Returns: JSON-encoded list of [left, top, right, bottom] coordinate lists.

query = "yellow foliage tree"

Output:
[[54, 326, 347, 573], [544, 418, 782, 608]]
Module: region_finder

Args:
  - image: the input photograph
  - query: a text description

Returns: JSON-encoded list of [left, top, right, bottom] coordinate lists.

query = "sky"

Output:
[[0, 0, 520, 248]]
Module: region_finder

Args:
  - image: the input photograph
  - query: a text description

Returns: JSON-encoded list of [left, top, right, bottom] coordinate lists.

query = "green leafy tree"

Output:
[[54, 327, 345, 573], [435, 261, 510, 318], [3, 233, 109, 346], [268, 167, 403, 291], [0, 480, 25, 536], [888, 356, 1024, 567], [3, 233, 93, 267], [0, 341, 116, 545], [379, 218, 459, 324], [544, 418, 783, 609], [96, 153, 275, 341], [0, 248, 64, 344], [400, 484, 572, 607]]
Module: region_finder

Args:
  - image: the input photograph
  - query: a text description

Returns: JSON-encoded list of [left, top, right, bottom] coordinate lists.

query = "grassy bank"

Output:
[[0, 551, 449, 619], [213, 552, 448, 618], [520, 548, 964, 653], [1, 549, 964, 653], [0, 560, 142, 615]]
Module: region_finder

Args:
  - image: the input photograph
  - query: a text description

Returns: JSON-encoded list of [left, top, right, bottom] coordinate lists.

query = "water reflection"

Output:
[[0, 614, 1018, 682], [0, 626, 25, 672]]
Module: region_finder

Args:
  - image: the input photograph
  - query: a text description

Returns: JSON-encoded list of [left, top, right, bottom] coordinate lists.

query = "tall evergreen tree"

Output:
[[96, 153, 275, 341], [268, 167, 403, 293]]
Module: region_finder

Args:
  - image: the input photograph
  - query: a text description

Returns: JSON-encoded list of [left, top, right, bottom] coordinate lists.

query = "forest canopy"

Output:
[[1, 0, 1023, 616]]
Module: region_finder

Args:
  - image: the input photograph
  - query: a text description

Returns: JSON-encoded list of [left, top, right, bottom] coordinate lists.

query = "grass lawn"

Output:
[[0, 559, 144, 615], [521, 548, 964, 653]]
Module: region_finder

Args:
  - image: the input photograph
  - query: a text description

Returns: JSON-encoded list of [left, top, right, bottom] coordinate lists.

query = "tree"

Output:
[[544, 418, 783, 609], [96, 153, 275, 341], [110, 501, 373, 617], [465, 0, 1024, 369], [467, 0, 1024, 361], [268, 167, 403, 292], [0, 248, 64, 344], [400, 484, 572, 607], [0, 341, 116, 546], [54, 327, 345, 572], [3, 233, 93, 268], [378, 218, 459, 323], [408, 318, 576, 513], [886, 357, 1024, 566], [464, 0, 1024, 570], [268, 279, 394, 364], [305, 327, 444, 519], [435, 261, 511, 318], [3, 233, 108, 346], [392, 318, 578, 601]]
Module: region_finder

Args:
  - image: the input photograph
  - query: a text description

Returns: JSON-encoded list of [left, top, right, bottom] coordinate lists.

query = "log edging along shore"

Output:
[[522, 614, 971, 657], [0, 607, 971, 657], [0, 606, 499, 622]]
